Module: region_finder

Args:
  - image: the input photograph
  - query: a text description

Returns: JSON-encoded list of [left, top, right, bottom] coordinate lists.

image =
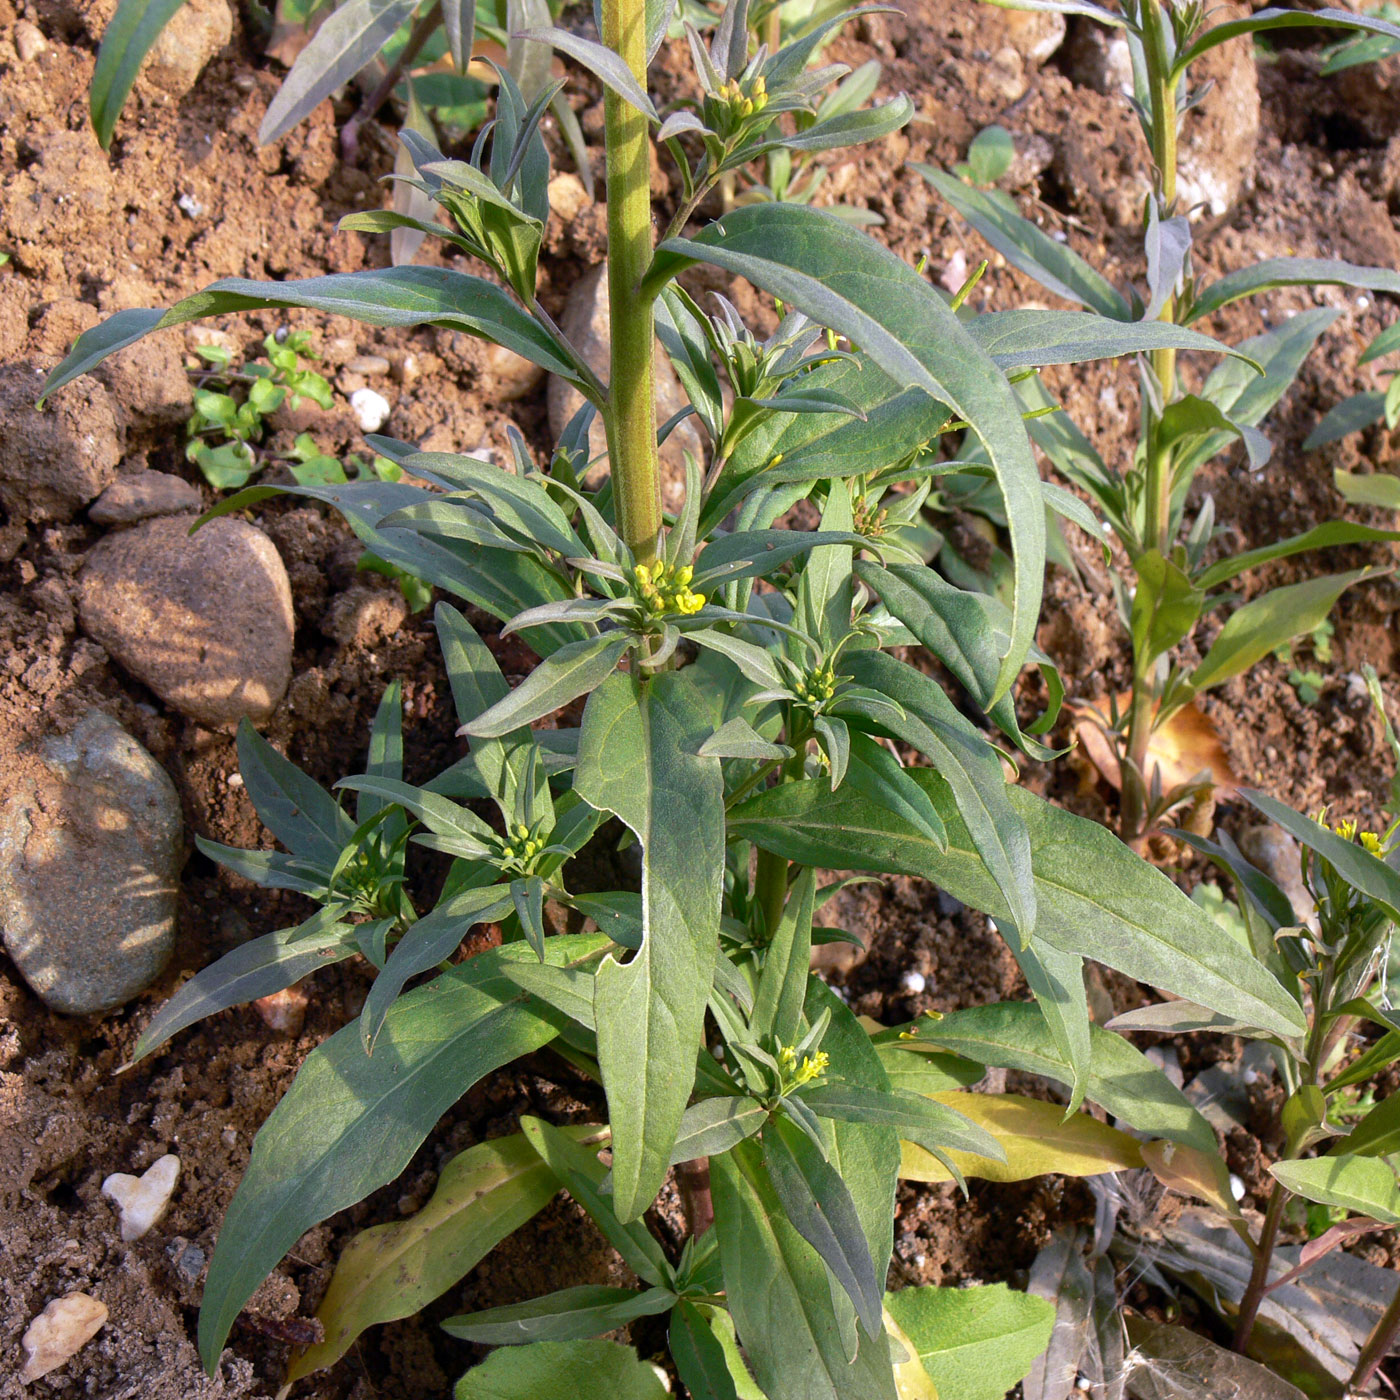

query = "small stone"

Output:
[[14, 19, 47, 60], [141, 0, 232, 99], [321, 583, 410, 648], [102, 1153, 181, 1241], [483, 342, 546, 402], [900, 970, 926, 995], [351, 386, 392, 432], [548, 172, 591, 224], [89, 470, 202, 525], [0, 711, 183, 1014], [77, 515, 294, 728], [1229, 1173, 1247, 1202], [176, 192, 204, 219], [20, 1293, 108, 1382], [254, 984, 308, 1036], [168, 1237, 206, 1284], [1239, 823, 1315, 927], [346, 354, 390, 376]]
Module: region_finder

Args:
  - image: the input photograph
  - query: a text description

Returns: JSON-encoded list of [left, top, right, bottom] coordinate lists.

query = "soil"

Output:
[[2, 0, 1400, 1396]]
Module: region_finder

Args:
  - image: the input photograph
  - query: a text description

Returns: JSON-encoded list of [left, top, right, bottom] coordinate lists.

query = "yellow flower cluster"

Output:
[[793, 665, 836, 707], [633, 561, 706, 617], [778, 1044, 829, 1089], [720, 74, 768, 120], [1331, 817, 1384, 853], [500, 821, 545, 866]]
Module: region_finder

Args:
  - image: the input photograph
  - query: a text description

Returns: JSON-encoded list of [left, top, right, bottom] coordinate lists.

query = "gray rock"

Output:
[[78, 515, 294, 728], [89, 471, 202, 525], [546, 262, 706, 514], [1238, 823, 1316, 928], [0, 711, 183, 1014]]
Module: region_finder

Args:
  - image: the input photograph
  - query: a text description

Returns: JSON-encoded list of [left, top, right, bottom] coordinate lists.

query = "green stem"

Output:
[[1233, 1180, 1286, 1354], [602, 0, 663, 562]]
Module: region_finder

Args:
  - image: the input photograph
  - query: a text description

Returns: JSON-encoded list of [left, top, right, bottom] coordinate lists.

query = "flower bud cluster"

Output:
[[633, 560, 706, 617]]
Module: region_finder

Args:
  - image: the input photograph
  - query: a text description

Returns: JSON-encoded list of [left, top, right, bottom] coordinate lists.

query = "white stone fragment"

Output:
[[19, 1293, 108, 1382], [1230, 1173, 1247, 1202], [102, 1153, 181, 1242], [351, 387, 391, 432], [901, 970, 927, 995]]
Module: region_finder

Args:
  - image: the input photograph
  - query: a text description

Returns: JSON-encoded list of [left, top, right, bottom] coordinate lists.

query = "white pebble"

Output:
[[1230, 1173, 1247, 1201], [901, 970, 927, 994], [102, 1153, 181, 1242], [176, 192, 204, 219], [20, 1293, 108, 1382], [1357, 296, 1370, 311], [227, 772, 243, 788], [1075, 1375, 1093, 1393], [351, 387, 392, 432]]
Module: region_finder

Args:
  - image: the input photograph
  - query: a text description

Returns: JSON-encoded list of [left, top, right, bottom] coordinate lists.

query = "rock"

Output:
[[346, 354, 390, 376], [0, 132, 115, 252], [77, 515, 294, 728], [0, 711, 183, 1015], [547, 263, 706, 513], [548, 172, 592, 224], [1064, 25, 1134, 97], [14, 19, 47, 61], [19, 1293, 108, 1382], [89, 470, 202, 525], [0, 365, 121, 524], [167, 1237, 207, 1285], [96, 332, 195, 433], [141, 0, 233, 99], [254, 984, 308, 1036], [483, 342, 547, 402], [994, 6, 1065, 65], [102, 1153, 181, 1241], [1176, 3, 1259, 218], [351, 386, 392, 432]]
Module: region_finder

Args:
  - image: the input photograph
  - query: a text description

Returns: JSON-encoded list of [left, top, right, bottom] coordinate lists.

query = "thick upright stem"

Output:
[[603, 0, 663, 561]]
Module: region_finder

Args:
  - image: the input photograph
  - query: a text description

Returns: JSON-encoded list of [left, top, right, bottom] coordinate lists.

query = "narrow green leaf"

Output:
[[1196, 522, 1400, 592], [1175, 7, 1400, 83], [668, 1096, 768, 1164], [236, 719, 356, 867], [90, 0, 188, 148], [574, 671, 726, 1220], [515, 28, 658, 119], [1336, 468, 1400, 510], [799, 1083, 1003, 1160], [669, 1301, 744, 1400], [197, 936, 606, 1369], [654, 203, 1044, 704], [752, 866, 817, 1045], [1187, 255, 1400, 324], [1305, 392, 1387, 451], [1331, 1095, 1400, 1159], [730, 776, 1306, 1042], [443, 1285, 673, 1345], [967, 309, 1246, 369], [463, 633, 630, 739]]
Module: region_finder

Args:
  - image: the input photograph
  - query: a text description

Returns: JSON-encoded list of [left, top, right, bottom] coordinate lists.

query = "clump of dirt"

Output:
[[2, 0, 1399, 1395]]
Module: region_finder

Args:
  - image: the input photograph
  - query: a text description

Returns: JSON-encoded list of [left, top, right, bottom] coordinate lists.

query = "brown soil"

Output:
[[2, 0, 1399, 1396]]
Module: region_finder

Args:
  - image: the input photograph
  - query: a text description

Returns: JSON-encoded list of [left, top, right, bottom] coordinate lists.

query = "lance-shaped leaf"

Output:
[[652, 203, 1044, 704], [285, 1126, 609, 1383], [514, 28, 658, 119], [443, 1285, 675, 1345], [730, 777, 1306, 1042], [669, 1301, 754, 1400], [463, 633, 631, 739], [574, 670, 726, 1221], [884, 1283, 1055, 1400], [1173, 6, 1400, 82], [1187, 255, 1400, 323], [1330, 1094, 1400, 1158], [259, 0, 418, 142], [444, 0, 476, 72], [1196, 522, 1400, 593], [132, 907, 358, 1061], [1172, 568, 1385, 713], [668, 1096, 769, 1164], [455, 1339, 670, 1400], [801, 1083, 1002, 1161], [1336, 468, 1400, 510], [90, 0, 188, 148], [712, 1139, 898, 1400], [195, 934, 607, 1368], [40, 268, 582, 406], [966, 309, 1246, 370], [763, 1114, 884, 1338], [917, 167, 1129, 318], [897, 1093, 1143, 1183], [1305, 392, 1388, 451], [1271, 1155, 1400, 1225], [751, 866, 816, 1044]]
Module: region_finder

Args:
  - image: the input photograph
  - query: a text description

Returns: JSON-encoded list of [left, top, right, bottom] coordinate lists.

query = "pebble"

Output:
[[1238, 823, 1315, 927], [78, 515, 294, 728], [14, 19, 47, 60], [88, 470, 202, 525], [141, 0, 232, 98], [19, 1293, 108, 1382], [167, 1237, 206, 1285], [901, 970, 927, 995], [102, 1154, 181, 1241], [351, 386, 392, 432], [346, 354, 390, 376], [1229, 1173, 1247, 1202], [0, 711, 183, 1014], [254, 984, 308, 1036]]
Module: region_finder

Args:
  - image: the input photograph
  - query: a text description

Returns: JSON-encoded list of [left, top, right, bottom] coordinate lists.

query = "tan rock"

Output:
[[546, 262, 706, 512], [89, 470, 202, 525], [483, 341, 547, 402], [142, 0, 233, 98], [548, 172, 592, 225], [14, 19, 48, 61], [20, 1293, 108, 1382], [78, 515, 294, 728], [1176, 2, 1259, 218]]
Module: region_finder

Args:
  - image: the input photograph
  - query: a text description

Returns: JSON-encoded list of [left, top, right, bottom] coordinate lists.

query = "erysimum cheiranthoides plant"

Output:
[[920, 0, 1400, 846], [40, 0, 1338, 1394]]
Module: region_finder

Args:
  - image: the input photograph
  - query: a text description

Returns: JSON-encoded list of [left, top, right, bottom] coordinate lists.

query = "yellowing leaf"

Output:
[[885, 1305, 940, 1400], [897, 1093, 1143, 1183], [285, 1126, 606, 1383], [1141, 1138, 1241, 1219]]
